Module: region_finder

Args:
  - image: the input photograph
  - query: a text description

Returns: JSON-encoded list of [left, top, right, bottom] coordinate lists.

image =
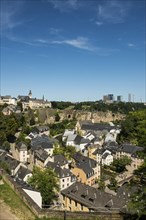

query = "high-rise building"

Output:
[[128, 93, 131, 102], [117, 95, 122, 102], [103, 94, 114, 103], [108, 94, 114, 102]]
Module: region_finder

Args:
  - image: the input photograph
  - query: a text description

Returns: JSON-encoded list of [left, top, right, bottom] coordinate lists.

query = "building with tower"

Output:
[[18, 90, 51, 110]]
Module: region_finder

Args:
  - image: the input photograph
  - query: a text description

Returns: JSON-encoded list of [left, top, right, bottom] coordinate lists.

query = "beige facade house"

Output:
[[71, 152, 100, 186], [61, 182, 134, 212]]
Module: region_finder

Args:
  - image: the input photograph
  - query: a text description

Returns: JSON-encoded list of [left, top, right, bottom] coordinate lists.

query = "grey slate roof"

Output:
[[46, 161, 73, 179], [16, 142, 27, 151], [16, 166, 32, 180], [119, 144, 143, 155], [32, 126, 49, 133], [31, 135, 57, 150], [16, 179, 40, 192], [73, 152, 97, 177], [0, 153, 20, 171], [80, 122, 116, 132], [17, 95, 29, 102], [61, 182, 136, 212], [53, 155, 68, 166], [34, 147, 49, 162]]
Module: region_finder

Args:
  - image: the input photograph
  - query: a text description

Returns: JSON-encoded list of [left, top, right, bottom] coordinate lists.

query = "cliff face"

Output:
[[37, 109, 124, 124]]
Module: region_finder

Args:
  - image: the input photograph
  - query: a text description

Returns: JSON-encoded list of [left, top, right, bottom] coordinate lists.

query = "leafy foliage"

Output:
[[49, 119, 77, 137], [53, 145, 76, 160], [0, 112, 26, 145], [28, 166, 59, 205], [117, 110, 146, 150], [110, 156, 132, 173], [128, 158, 146, 218]]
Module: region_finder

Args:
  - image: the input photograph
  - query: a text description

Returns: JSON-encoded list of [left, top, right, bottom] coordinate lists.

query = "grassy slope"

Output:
[[0, 179, 35, 220]]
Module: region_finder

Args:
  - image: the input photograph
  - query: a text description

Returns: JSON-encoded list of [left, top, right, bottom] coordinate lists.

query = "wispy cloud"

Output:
[[127, 43, 135, 47], [0, 1, 24, 31], [95, 21, 103, 26], [6, 34, 119, 56], [52, 37, 95, 51], [96, 0, 131, 24], [49, 27, 62, 35], [48, 0, 80, 12]]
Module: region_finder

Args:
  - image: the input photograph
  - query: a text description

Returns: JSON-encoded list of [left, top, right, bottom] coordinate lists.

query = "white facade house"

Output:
[[0, 96, 17, 105], [59, 171, 76, 190], [62, 129, 76, 142], [102, 150, 113, 166], [46, 161, 76, 191], [66, 134, 77, 146], [104, 129, 120, 143]]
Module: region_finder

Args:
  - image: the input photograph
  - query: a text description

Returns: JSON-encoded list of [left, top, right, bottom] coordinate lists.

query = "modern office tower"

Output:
[[103, 95, 108, 102], [107, 94, 114, 103], [117, 95, 122, 102], [128, 93, 132, 102], [103, 94, 114, 103]]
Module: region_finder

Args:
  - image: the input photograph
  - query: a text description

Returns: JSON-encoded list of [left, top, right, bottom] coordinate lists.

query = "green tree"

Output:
[[111, 156, 132, 173], [128, 158, 146, 218], [28, 167, 59, 206], [0, 161, 11, 174], [98, 178, 105, 191], [108, 176, 118, 191], [55, 113, 60, 122], [117, 110, 146, 150]]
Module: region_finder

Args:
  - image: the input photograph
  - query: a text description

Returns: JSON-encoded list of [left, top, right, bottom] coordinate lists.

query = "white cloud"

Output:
[[128, 43, 135, 47], [97, 0, 131, 24], [52, 37, 95, 51], [0, 1, 24, 31], [49, 0, 80, 12], [96, 21, 103, 26], [49, 28, 62, 35], [6, 34, 119, 56]]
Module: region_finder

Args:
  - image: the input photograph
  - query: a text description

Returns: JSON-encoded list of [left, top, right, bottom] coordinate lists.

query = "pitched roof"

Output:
[[16, 166, 32, 180], [34, 147, 49, 162], [119, 144, 143, 155], [61, 182, 136, 211], [16, 142, 27, 151], [31, 135, 57, 150], [0, 153, 20, 170], [73, 152, 97, 177], [61, 182, 113, 211], [80, 122, 116, 132], [46, 161, 72, 178], [53, 154, 68, 166]]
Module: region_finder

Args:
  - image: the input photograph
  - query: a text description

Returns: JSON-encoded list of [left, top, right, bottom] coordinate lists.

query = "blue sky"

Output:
[[0, 0, 145, 102]]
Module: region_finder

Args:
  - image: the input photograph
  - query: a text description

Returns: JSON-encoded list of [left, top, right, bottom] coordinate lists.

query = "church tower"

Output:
[[28, 90, 32, 98]]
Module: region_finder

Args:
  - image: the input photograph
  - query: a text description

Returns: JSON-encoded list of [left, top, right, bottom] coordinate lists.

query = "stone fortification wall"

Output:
[[37, 109, 124, 124]]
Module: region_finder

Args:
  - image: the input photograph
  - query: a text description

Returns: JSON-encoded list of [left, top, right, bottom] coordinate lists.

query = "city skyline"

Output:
[[1, 0, 146, 102]]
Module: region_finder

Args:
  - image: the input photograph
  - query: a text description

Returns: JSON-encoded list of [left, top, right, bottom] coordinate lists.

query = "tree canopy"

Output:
[[110, 156, 132, 173], [128, 158, 146, 218], [117, 109, 146, 151], [28, 166, 59, 206]]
